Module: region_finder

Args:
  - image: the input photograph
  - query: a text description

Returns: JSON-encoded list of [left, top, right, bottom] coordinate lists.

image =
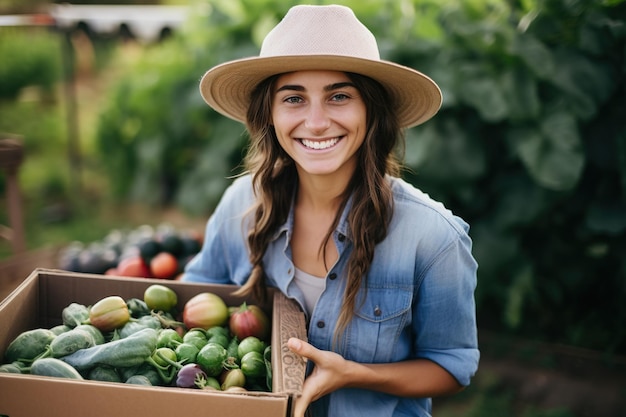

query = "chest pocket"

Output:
[[345, 287, 413, 363]]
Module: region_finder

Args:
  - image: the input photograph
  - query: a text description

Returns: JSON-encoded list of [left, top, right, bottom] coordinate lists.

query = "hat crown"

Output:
[[260, 5, 380, 60]]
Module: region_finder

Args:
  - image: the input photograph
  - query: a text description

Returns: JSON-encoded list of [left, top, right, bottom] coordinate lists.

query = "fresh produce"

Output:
[[229, 303, 270, 342], [0, 285, 273, 393], [196, 343, 228, 377], [29, 357, 84, 380], [144, 284, 178, 312], [47, 328, 96, 358], [61, 328, 158, 370], [88, 295, 131, 332], [182, 292, 229, 330], [61, 303, 90, 328], [4, 328, 56, 363], [57, 224, 203, 279], [175, 363, 207, 388]]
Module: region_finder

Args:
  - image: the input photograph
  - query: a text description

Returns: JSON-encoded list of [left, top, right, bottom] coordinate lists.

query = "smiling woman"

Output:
[[183, 5, 479, 417]]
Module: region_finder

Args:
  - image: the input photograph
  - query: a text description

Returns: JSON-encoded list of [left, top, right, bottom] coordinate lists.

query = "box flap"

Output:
[[271, 291, 307, 396]]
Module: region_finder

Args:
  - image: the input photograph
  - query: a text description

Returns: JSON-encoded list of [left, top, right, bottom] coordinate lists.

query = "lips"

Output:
[[299, 137, 341, 150]]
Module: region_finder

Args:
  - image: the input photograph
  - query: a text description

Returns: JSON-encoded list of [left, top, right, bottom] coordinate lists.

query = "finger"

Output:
[[288, 337, 318, 361], [292, 393, 311, 417]]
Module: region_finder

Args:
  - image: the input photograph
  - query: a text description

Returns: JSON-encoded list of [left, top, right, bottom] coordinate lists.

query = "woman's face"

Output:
[[271, 70, 367, 180]]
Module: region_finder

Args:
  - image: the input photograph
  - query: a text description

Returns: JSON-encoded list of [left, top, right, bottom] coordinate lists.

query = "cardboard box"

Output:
[[0, 268, 307, 417], [0, 247, 60, 301]]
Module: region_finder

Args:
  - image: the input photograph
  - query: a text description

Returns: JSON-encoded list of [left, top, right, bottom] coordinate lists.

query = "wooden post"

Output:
[[0, 137, 26, 254]]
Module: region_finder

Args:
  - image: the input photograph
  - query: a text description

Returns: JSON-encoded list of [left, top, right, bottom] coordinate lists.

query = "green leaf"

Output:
[[500, 67, 541, 121], [457, 66, 509, 122], [409, 119, 486, 182], [508, 112, 585, 190], [548, 47, 615, 120], [504, 264, 534, 329], [510, 32, 555, 79]]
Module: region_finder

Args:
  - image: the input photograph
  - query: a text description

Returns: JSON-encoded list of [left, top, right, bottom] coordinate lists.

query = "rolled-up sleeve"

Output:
[[413, 228, 479, 387]]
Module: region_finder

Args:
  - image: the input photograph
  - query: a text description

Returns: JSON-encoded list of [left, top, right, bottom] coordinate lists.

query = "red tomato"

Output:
[[150, 252, 179, 279], [117, 256, 151, 278]]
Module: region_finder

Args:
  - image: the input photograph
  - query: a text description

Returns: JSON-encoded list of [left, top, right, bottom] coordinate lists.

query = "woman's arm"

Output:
[[287, 338, 463, 417]]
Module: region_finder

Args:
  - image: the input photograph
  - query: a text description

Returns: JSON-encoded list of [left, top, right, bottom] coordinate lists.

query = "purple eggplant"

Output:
[[176, 363, 207, 388]]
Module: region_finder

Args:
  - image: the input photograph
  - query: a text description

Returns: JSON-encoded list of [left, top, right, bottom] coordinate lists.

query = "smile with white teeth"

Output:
[[300, 137, 340, 150]]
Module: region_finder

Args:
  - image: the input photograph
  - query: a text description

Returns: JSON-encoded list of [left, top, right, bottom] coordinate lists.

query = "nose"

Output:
[[304, 102, 331, 133]]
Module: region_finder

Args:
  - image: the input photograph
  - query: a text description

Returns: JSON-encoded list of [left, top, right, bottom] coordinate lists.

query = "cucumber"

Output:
[[49, 328, 96, 358], [4, 328, 56, 363], [50, 324, 73, 336], [87, 365, 122, 383], [30, 357, 83, 380], [61, 302, 90, 328], [125, 375, 152, 385], [74, 324, 105, 345]]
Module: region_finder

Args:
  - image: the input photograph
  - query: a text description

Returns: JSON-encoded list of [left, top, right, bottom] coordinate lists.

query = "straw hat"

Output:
[[199, 4, 442, 128]]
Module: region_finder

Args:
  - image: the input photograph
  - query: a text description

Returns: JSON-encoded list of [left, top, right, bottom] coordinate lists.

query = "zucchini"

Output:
[[4, 328, 56, 363], [30, 357, 83, 380], [61, 327, 158, 370]]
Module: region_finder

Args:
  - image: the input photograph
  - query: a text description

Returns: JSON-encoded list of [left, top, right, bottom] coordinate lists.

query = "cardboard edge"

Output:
[[271, 290, 307, 409]]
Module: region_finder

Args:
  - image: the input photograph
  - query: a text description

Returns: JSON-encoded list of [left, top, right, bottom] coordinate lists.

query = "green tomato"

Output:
[[175, 342, 200, 364], [237, 336, 266, 359], [143, 284, 178, 312], [157, 328, 183, 349], [152, 347, 177, 367]]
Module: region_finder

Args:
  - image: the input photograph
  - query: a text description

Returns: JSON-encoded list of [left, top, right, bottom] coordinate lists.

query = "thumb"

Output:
[[287, 337, 317, 361]]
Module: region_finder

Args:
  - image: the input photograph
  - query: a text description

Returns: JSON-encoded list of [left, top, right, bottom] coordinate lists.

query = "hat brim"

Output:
[[199, 55, 442, 129]]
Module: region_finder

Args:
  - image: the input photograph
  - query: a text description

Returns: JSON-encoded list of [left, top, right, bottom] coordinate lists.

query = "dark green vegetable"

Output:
[[125, 375, 152, 385], [61, 328, 158, 370], [126, 298, 151, 318], [50, 324, 72, 336], [118, 315, 161, 339], [241, 351, 266, 379], [196, 342, 228, 377], [119, 362, 162, 386], [48, 328, 95, 358], [61, 303, 90, 328], [4, 328, 56, 363], [157, 328, 183, 349], [74, 324, 105, 345], [30, 357, 83, 380], [87, 365, 122, 383], [0, 363, 23, 373]]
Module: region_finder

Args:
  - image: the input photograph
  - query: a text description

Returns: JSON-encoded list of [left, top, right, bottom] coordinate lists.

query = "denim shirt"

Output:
[[183, 174, 479, 417]]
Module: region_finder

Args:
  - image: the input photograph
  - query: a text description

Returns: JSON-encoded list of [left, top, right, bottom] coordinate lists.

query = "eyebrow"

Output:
[[275, 82, 357, 93]]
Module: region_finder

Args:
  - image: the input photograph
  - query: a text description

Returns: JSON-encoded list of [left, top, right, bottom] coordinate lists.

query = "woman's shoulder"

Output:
[[388, 176, 469, 235]]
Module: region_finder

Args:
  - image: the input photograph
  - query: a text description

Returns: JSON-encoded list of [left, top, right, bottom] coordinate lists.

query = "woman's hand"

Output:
[[287, 337, 465, 417], [287, 337, 349, 417]]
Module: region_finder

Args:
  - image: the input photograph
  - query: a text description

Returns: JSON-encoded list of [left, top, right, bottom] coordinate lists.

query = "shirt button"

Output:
[[338, 233, 346, 242], [374, 306, 382, 317], [287, 268, 293, 275], [328, 273, 337, 280], [316, 320, 325, 328]]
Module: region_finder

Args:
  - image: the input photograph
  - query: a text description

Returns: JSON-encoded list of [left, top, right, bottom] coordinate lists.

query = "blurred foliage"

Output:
[[92, 0, 626, 355], [0, 27, 62, 99]]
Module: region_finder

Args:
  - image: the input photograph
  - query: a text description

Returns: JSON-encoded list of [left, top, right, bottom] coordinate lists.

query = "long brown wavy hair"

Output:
[[234, 72, 404, 340]]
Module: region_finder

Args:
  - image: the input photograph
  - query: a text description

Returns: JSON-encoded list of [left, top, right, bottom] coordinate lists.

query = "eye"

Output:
[[330, 93, 350, 102], [284, 96, 303, 104]]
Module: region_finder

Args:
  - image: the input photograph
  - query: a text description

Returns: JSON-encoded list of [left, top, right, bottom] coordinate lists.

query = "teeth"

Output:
[[301, 138, 339, 150]]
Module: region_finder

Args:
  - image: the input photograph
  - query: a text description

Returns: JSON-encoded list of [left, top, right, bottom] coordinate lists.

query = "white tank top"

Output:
[[293, 267, 326, 316]]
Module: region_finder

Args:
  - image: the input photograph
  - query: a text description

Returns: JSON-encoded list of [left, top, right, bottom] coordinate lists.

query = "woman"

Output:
[[183, 5, 479, 417]]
